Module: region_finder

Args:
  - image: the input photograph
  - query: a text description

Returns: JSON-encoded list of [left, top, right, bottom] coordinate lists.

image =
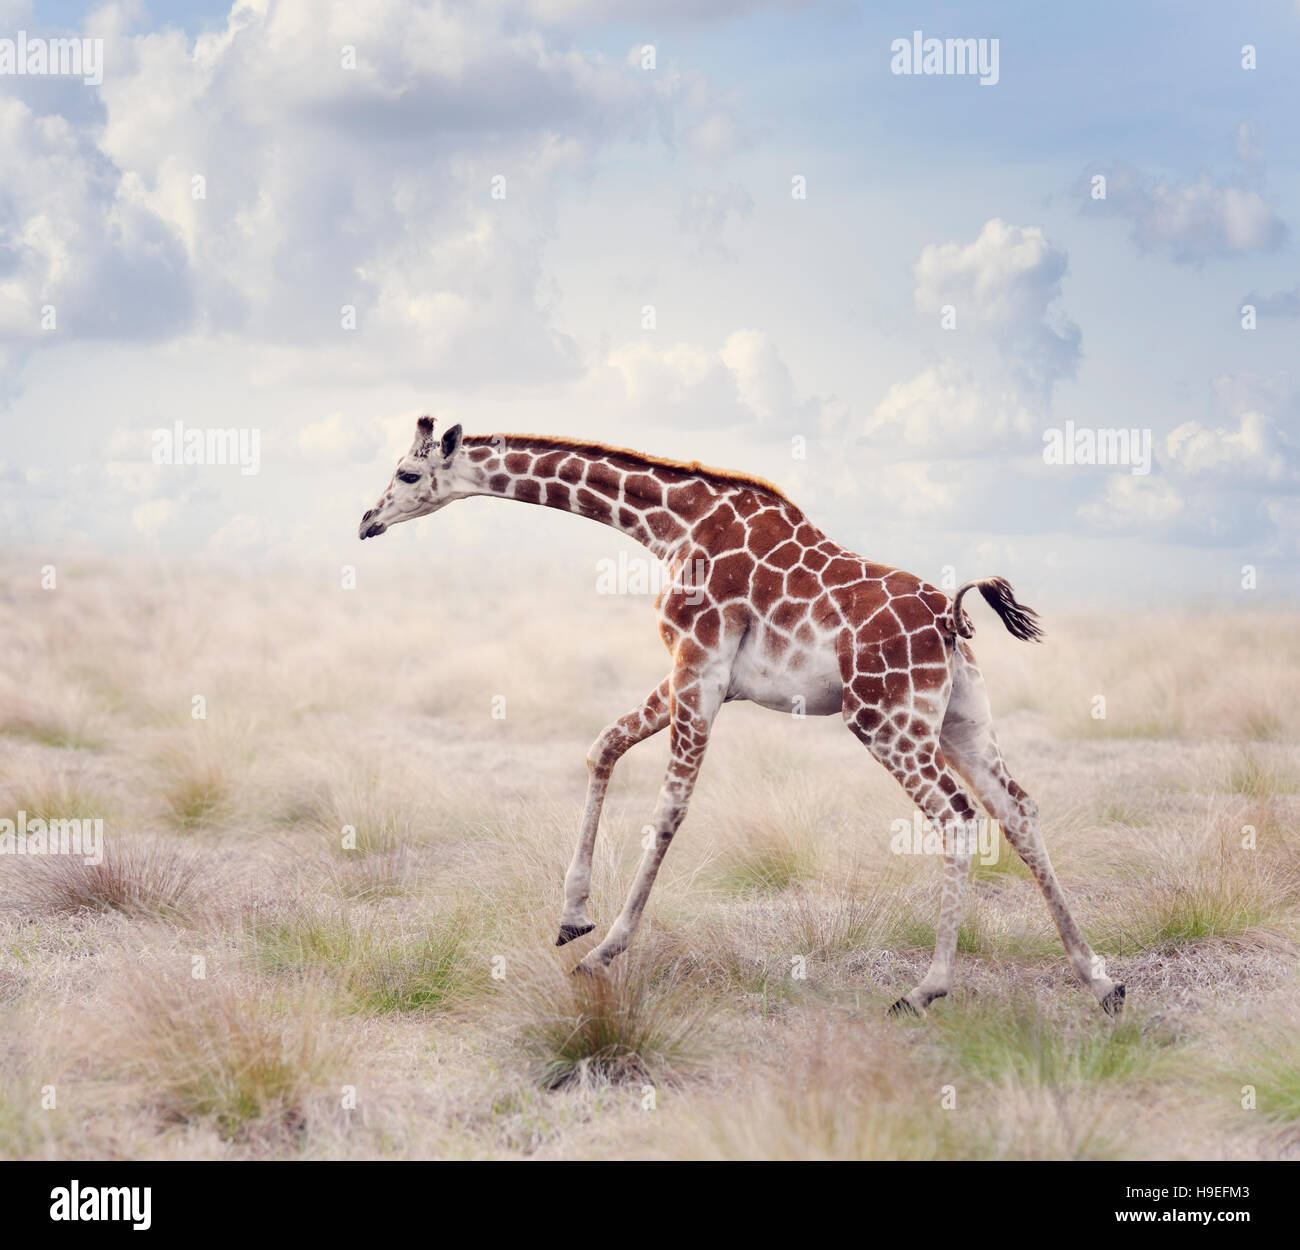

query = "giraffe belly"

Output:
[[727, 631, 843, 716]]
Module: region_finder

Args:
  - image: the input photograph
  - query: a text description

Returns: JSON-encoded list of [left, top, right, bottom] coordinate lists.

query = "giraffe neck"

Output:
[[458, 434, 719, 559]]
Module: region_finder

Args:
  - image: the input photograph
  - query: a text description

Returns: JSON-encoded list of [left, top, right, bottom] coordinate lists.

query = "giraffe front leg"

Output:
[[571, 778, 690, 975], [557, 680, 670, 946], [572, 659, 723, 975]]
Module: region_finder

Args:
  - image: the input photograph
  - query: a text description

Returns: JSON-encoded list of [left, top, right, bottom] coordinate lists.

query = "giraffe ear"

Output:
[[440, 423, 463, 461], [411, 415, 436, 458]]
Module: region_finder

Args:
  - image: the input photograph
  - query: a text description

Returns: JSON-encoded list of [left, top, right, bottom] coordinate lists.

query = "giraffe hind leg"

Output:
[[843, 699, 980, 1015], [883, 744, 979, 1017], [940, 652, 1124, 1014]]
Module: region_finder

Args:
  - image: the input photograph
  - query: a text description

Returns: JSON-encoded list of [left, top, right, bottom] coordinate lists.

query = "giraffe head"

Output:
[[359, 416, 465, 540]]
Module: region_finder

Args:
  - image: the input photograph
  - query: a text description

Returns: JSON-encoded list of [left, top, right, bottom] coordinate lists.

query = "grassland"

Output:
[[0, 556, 1296, 1159]]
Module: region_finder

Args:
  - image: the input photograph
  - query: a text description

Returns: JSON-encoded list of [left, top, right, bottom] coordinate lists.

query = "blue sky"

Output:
[[1, 0, 1296, 606]]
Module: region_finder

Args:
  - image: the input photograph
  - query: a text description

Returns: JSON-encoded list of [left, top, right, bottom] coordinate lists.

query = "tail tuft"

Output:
[[951, 576, 1044, 643]]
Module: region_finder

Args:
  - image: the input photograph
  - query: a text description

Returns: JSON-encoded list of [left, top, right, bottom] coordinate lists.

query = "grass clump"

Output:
[[514, 958, 713, 1090], [111, 975, 349, 1141], [152, 733, 248, 832], [931, 994, 1176, 1089], [3, 838, 199, 919], [1101, 853, 1297, 954], [1221, 750, 1297, 800], [251, 904, 472, 1014]]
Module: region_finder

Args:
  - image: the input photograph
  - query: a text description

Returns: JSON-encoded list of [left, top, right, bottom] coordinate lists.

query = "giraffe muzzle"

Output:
[[358, 509, 388, 540]]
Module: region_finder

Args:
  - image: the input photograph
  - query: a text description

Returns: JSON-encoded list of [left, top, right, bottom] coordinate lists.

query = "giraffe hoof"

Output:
[[555, 923, 594, 947], [571, 958, 607, 979], [888, 996, 923, 1018], [1101, 983, 1126, 1017]]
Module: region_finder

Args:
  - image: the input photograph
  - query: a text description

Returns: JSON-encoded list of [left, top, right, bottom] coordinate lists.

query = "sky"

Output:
[[1, 0, 1297, 607]]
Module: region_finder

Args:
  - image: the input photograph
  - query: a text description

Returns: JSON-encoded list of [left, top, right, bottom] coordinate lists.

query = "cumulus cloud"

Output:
[[0, 0, 736, 395], [869, 362, 1035, 456], [1079, 475, 1186, 532], [0, 97, 194, 347], [608, 329, 844, 436], [911, 219, 1080, 399], [607, 340, 746, 427], [1078, 472, 1273, 547], [1083, 164, 1287, 263], [867, 220, 1078, 454], [1165, 410, 1297, 488], [1077, 377, 1299, 548]]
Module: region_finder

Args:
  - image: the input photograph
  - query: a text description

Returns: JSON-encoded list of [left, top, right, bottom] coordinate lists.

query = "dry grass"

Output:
[[0, 555, 1296, 1159], [104, 971, 353, 1142], [510, 957, 715, 1090], [1, 837, 201, 920]]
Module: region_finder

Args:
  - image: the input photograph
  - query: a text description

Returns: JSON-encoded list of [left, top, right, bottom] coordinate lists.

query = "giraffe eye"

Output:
[[397, 471, 421, 484]]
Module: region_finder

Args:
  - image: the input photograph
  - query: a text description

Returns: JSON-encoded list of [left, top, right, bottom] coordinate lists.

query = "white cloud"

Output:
[[872, 460, 957, 521], [867, 361, 1035, 455], [1165, 410, 1297, 487], [1077, 394, 1298, 548], [1085, 165, 1287, 263], [868, 220, 1078, 454], [607, 340, 745, 427], [607, 330, 843, 436], [0, 0, 735, 395], [0, 97, 194, 348], [1079, 476, 1185, 532], [719, 329, 802, 428], [911, 218, 1080, 401]]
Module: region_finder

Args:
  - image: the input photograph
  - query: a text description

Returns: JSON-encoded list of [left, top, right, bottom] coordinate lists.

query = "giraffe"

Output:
[[360, 416, 1125, 1017]]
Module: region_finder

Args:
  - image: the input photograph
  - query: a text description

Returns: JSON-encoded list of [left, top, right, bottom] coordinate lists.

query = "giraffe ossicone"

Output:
[[360, 417, 1124, 1018]]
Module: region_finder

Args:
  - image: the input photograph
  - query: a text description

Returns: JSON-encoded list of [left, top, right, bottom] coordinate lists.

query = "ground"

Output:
[[0, 555, 1297, 1159]]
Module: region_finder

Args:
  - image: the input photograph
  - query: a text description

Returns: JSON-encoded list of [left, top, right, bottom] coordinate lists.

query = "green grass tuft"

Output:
[[932, 995, 1177, 1088], [251, 904, 473, 1014]]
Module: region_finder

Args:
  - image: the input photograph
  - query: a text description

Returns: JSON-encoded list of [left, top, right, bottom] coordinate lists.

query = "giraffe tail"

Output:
[[951, 577, 1044, 642]]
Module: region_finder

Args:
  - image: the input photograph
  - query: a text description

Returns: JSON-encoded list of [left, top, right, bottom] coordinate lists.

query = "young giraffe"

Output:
[[360, 416, 1124, 1017]]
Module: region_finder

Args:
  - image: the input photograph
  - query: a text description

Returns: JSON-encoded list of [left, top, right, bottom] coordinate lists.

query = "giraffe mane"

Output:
[[470, 433, 794, 504]]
